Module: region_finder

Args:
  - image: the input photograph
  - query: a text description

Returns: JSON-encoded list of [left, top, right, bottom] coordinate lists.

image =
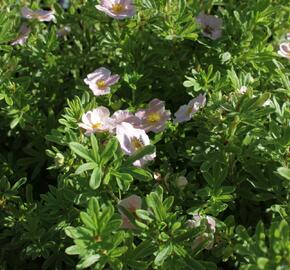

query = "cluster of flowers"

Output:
[[11, 7, 55, 46], [11, 7, 70, 45], [86, 1, 214, 240], [95, 0, 222, 40], [12, 0, 289, 61], [118, 194, 216, 249], [79, 67, 206, 167], [11, 0, 288, 245]]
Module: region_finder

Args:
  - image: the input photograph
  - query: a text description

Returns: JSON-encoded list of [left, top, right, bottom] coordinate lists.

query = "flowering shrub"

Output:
[[0, 0, 289, 269]]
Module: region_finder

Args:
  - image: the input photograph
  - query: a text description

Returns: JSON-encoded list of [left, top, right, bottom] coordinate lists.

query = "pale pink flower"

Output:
[[135, 99, 171, 133], [278, 42, 290, 60], [187, 215, 216, 233], [196, 12, 222, 40], [187, 215, 216, 250], [173, 94, 206, 124], [78, 107, 112, 135], [118, 195, 141, 229], [84, 67, 120, 96], [116, 122, 156, 167], [110, 110, 141, 133], [11, 23, 31, 46], [96, 0, 135, 20], [21, 7, 55, 22], [286, 33, 290, 41]]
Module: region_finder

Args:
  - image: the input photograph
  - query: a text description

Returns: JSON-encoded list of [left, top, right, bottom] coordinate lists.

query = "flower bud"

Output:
[[187, 215, 216, 250], [176, 176, 188, 190], [153, 171, 162, 182], [238, 86, 248, 94], [54, 153, 64, 167]]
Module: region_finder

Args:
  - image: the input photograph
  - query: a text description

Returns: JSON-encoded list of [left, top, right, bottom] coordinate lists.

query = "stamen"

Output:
[[96, 80, 107, 89], [92, 122, 102, 129], [187, 106, 193, 115], [131, 137, 144, 150], [147, 112, 161, 123], [111, 3, 124, 13]]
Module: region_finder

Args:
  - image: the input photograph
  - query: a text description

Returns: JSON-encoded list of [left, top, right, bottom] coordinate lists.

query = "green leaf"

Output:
[[11, 177, 27, 191], [75, 162, 96, 174], [65, 226, 93, 239], [101, 219, 122, 234], [65, 227, 80, 239], [171, 222, 182, 233], [277, 167, 290, 180], [154, 244, 172, 266], [183, 80, 194, 88], [129, 240, 156, 259], [103, 172, 111, 185], [136, 209, 153, 222], [135, 219, 149, 230], [116, 177, 131, 191], [77, 254, 101, 269], [0, 178, 10, 191], [252, 92, 271, 108], [146, 191, 165, 221], [90, 134, 100, 163], [101, 137, 119, 165], [112, 171, 133, 191], [69, 142, 94, 162], [112, 171, 134, 183], [65, 245, 83, 255], [88, 197, 100, 214], [4, 95, 13, 106], [10, 116, 21, 129], [98, 204, 114, 232], [119, 166, 152, 182], [257, 257, 270, 268], [110, 246, 128, 258], [89, 167, 102, 190], [163, 196, 174, 210], [0, 13, 14, 43], [80, 212, 96, 230]]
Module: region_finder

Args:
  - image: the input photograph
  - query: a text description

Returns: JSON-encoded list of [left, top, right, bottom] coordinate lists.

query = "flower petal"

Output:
[[105, 74, 120, 86]]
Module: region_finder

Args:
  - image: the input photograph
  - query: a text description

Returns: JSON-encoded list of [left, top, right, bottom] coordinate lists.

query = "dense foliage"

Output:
[[0, 0, 289, 269]]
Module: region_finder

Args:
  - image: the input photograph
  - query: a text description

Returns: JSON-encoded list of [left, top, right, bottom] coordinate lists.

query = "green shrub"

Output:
[[0, 0, 289, 269]]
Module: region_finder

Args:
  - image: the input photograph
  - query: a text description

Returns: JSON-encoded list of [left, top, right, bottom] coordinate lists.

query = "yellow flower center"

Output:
[[111, 3, 124, 13], [147, 112, 161, 123], [92, 122, 102, 129], [187, 106, 193, 115], [96, 80, 107, 89], [31, 13, 40, 19], [131, 137, 144, 150]]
